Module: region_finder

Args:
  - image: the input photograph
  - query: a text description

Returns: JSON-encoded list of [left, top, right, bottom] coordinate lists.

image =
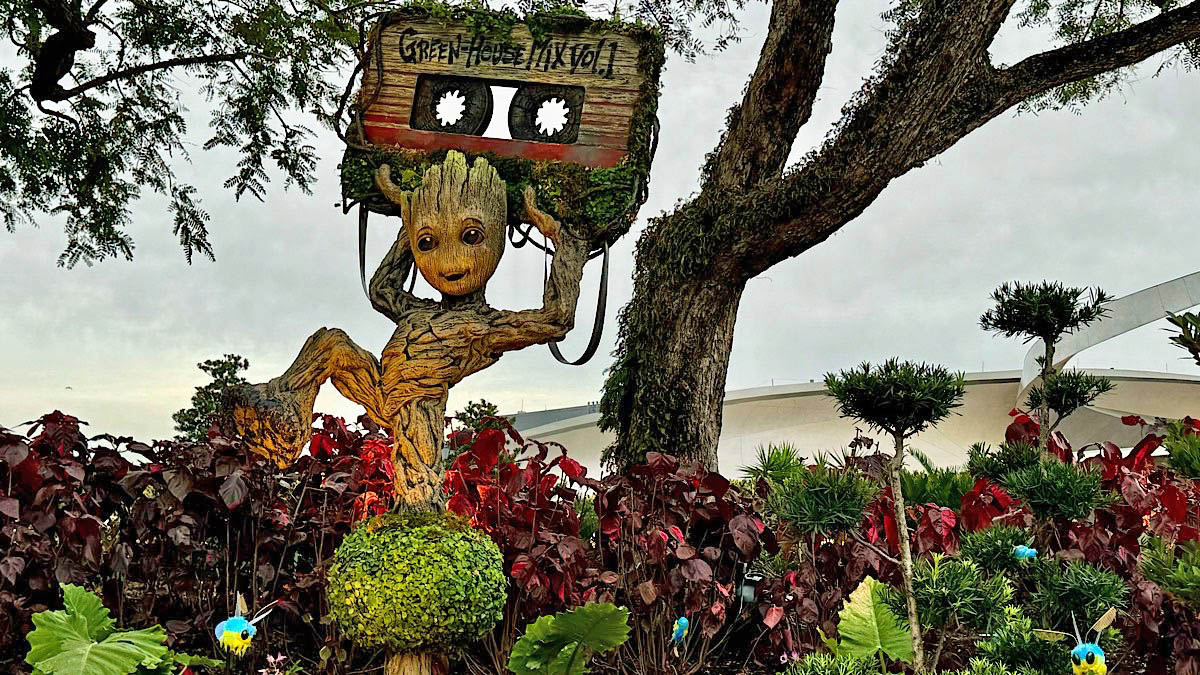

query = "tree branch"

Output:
[[738, 0, 1200, 276], [706, 0, 838, 190], [999, 0, 1200, 101], [42, 51, 247, 101]]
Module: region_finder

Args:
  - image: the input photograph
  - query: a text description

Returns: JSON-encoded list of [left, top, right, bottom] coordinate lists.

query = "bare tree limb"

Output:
[[40, 51, 247, 102], [706, 0, 839, 190]]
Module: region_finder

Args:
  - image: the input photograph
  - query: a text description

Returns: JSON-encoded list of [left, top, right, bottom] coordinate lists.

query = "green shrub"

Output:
[[960, 526, 1036, 577], [946, 658, 1040, 675], [1030, 560, 1128, 632], [327, 510, 507, 652], [740, 443, 806, 484], [782, 653, 875, 675], [900, 450, 975, 508], [966, 442, 1041, 485], [1140, 535, 1200, 609], [1003, 458, 1111, 522], [975, 606, 1069, 675], [880, 554, 1012, 632], [768, 458, 878, 535], [1164, 421, 1200, 479]]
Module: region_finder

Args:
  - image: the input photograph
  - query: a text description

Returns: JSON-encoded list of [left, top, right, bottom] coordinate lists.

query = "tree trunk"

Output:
[[384, 651, 447, 675], [602, 276, 745, 470], [1038, 342, 1056, 450], [889, 431, 925, 672]]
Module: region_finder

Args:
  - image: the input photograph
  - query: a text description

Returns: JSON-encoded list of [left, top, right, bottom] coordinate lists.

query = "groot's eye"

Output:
[[461, 227, 484, 246], [417, 234, 437, 252]]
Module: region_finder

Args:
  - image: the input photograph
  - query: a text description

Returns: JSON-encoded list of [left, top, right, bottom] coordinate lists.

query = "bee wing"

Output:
[[250, 600, 280, 626], [1090, 607, 1117, 635], [1032, 629, 1071, 643], [236, 593, 249, 617]]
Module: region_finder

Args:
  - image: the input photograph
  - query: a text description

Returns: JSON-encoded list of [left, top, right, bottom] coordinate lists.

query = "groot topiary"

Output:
[[328, 511, 506, 668]]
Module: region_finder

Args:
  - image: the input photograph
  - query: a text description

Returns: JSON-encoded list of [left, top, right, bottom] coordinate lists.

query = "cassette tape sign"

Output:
[[359, 13, 658, 168]]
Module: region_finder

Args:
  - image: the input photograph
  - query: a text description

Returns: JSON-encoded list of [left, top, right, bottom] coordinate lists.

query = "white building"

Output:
[[511, 272, 1200, 476]]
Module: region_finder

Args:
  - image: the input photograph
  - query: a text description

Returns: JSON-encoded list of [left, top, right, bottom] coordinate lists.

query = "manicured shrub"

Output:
[[769, 458, 878, 535], [960, 526, 1036, 577], [1003, 457, 1110, 522], [1030, 560, 1128, 633], [967, 442, 1041, 485], [327, 511, 506, 652]]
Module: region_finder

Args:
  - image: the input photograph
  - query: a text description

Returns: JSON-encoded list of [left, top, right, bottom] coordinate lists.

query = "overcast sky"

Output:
[[3, 1, 1199, 441]]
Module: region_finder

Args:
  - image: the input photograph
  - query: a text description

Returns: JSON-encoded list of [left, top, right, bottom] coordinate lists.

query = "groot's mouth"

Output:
[[443, 272, 467, 282]]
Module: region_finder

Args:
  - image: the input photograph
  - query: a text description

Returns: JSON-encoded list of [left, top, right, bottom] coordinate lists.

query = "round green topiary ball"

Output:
[[327, 511, 507, 652]]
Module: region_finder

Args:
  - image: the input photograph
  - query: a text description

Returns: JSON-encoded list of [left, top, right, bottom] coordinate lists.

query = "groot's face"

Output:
[[408, 212, 504, 296]]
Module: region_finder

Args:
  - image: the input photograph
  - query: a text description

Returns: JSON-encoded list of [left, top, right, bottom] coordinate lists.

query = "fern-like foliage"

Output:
[[1140, 535, 1200, 610]]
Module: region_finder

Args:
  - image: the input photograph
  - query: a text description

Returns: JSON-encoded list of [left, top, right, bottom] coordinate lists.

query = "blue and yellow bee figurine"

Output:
[[671, 616, 689, 655], [214, 593, 277, 657], [1013, 545, 1038, 560], [1032, 607, 1116, 675]]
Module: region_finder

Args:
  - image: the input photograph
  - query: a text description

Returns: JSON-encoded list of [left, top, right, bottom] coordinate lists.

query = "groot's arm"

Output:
[[483, 187, 591, 353], [369, 166, 437, 322]]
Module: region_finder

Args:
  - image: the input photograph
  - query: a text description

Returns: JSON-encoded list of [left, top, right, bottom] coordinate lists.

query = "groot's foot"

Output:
[[225, 382, 314, 467]]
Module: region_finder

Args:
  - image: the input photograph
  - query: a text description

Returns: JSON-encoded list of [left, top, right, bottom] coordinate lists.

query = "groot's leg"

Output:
[[230, 328, 383, 465], [391, 396, 448, 508]]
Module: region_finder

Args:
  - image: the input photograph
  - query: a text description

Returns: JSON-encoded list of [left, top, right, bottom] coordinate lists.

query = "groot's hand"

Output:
[[523, 186, 562, 247]]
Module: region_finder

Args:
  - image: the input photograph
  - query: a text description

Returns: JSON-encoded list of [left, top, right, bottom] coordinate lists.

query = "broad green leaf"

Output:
[[26, 586, 169, 675], [36, 635, 151, 675], [834, 577, 914, 664], [27, 610, 80, 666], [507, 604, 631, 675], [547, 603, 631, 653], [62, 585, 116, 641]]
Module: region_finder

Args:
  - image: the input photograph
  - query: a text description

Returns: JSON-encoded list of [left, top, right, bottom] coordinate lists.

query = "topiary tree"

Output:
[[1025, 370, 1115, 436], [328, 511, 507, 675], [824, 359, 965, 672], [980, 281, 1111, 448]]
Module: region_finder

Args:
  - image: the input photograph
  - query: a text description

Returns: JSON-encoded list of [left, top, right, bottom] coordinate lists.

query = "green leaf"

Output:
[[508, 604, 631, 675], [26, 586, 169, 675], [832, 577, 914, 665], [62, 585, 116, 641]]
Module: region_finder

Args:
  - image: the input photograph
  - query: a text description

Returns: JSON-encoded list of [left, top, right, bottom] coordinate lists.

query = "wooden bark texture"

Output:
[[383, 650, 447, 675], [231, 151, 589, 508]]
